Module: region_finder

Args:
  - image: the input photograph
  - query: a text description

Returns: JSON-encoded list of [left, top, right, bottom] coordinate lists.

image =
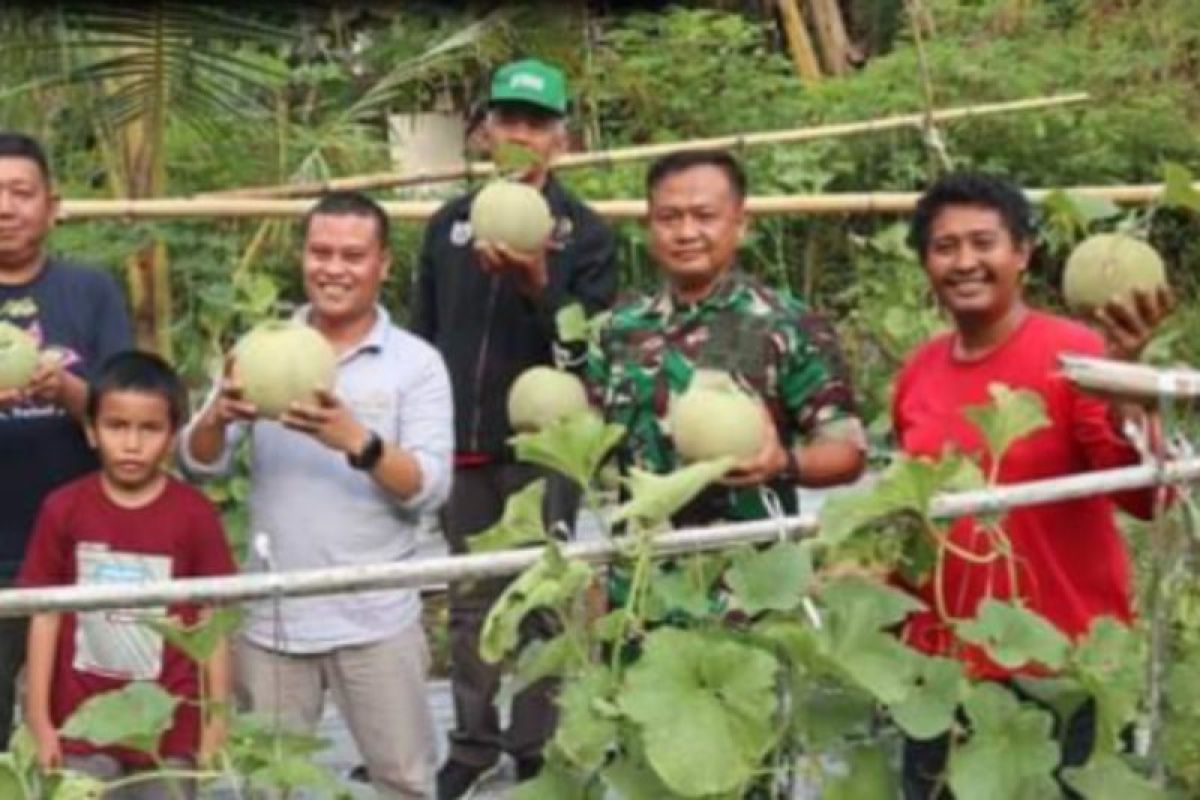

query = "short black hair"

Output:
[[908, 172, 1035, 256], [87, 351, 188, 430], [302, 191, 390, 246], [0, 132, 52, 185], [646, 149, 747, 202]]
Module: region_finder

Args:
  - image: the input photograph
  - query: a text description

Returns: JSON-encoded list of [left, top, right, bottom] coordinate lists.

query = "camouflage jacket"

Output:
[[587, 269, 862, 522]]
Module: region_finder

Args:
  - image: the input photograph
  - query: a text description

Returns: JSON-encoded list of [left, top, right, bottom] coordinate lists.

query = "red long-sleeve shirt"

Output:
[[892, 311, 1153, 678]]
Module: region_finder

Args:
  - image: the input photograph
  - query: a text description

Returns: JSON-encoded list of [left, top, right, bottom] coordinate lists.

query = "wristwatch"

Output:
[[348, 430, 384, 471], [779, 448, 801, 483]]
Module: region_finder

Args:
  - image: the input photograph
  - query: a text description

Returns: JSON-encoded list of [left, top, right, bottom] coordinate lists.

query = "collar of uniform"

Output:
[[648, 268, 747, 319], [292, 303, 392, 362]]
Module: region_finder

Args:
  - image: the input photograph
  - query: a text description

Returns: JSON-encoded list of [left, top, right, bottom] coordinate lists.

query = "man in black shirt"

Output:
[[0, 132, 132, 743], [410, 59, 617, 798]]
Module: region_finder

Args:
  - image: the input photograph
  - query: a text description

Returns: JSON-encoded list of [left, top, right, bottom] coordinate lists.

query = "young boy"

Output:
[[18, 351, 235, 797]]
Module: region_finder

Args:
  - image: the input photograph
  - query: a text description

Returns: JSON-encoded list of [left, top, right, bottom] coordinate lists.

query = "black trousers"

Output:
[[441, 462, 579, 769], [0, 596, 27, 746], [902, 681, 1097, 799]]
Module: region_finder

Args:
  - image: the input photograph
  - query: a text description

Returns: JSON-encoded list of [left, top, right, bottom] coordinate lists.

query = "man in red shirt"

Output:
[[893, 172, 1171, 798], [20, 352, 235, 797]]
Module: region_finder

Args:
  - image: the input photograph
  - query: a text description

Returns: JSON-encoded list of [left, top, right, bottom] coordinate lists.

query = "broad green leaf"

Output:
[[1012, 676, 1090, 729], [554, 666, 619, 771], [817, 578, 925, 703], [556, 303, 590, 344], [480, 544, 592, 663], [646, 557, 721, 620], [610, 458, 735, 526], [511, 414, 625, 488], [493, 141, 542, 175], [469, 479, 549, 552], [10, 724, 37, 777], [1043, 189, 1121, 229], [725, 541, 813, 614], [819, 452, 984, 547], [514, 634, 580, 693], [962, 384, 1049, 470], [889, 655, 965, 740], [1070, 617, 1145, 751], [1161, 162, 1200, 212], [1063, 752, 1167, 799], [956, 600, 1070, 671], [249, 756, 350, 797], [61, 682, 179, 756], [793, 679, 877, 749], [601, 750, 677, 799], [824, 743, 896, 800], [947, 683, 1060, 800], [0, 757, 23, 800], [50, 773, 106, 799], [620, 628, 779, 797], [512, 758, 595, 800], [139, 606, 244, 664]]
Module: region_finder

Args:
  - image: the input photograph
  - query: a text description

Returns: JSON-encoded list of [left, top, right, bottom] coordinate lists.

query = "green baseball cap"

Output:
[[488, 58, 568, 116]]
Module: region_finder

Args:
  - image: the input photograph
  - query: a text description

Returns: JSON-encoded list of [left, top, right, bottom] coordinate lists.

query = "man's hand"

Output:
[[31, 722, 62, 772], [723, 405, 789, 488], [280, 388, 367, 455], [475, 241, 549, 295], [0, 387, 21, 411], [1094, 285, 1174, 362], [205, 359, 260, 427]]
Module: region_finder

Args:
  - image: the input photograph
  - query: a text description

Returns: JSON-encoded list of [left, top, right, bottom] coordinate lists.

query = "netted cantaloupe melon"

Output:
[[470, 180, 554, 255], [507, 366, 590, 432], [0, 322, 38, 391], [233, 321, 337, 418], [670, 369, 766, 463], [1062, 233, 1168, 313]]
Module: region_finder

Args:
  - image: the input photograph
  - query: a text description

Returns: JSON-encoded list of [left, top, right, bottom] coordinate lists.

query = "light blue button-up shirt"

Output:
[[180, 305, 454, 653]]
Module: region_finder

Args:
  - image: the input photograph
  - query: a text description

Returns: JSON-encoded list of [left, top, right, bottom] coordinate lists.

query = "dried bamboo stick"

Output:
[[1, 456, 1197, 618], [57, 181, 1199, 222], [1059, 355, 1200, 403], [199, 92, 1090, 199]]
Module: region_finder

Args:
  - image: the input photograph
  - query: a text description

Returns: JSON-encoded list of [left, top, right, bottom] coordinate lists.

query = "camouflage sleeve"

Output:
[[584, 322, 612, 411], [776, 310, 865, 447]]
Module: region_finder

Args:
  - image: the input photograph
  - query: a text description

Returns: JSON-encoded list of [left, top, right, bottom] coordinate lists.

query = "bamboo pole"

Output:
[[198, 92, 1090, 199], [1059, 355, 1200, 403], [806, 0, 853, 76], [57, 181, 1200, 222], [777, 0, 823, 83], [0, 456, 1197, 618]]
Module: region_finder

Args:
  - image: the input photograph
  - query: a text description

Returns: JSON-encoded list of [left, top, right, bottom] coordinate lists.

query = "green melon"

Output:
[[670, 369, 766, 462], [507, 366, 590, 432], [1062, 233, 1168, 313], [469, 180, 554, 255], [0, 322, 39, 391], [233, 321, 337, 418]]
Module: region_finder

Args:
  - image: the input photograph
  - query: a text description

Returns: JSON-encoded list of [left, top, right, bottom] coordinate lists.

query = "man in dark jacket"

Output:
[[410, 58, 617, 799]]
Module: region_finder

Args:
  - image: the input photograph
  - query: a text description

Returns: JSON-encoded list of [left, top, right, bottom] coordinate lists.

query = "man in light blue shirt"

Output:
[[181, 191, 453, 798]]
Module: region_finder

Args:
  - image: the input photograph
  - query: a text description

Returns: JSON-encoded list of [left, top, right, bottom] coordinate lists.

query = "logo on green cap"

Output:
[[489, 58, 567, 115]]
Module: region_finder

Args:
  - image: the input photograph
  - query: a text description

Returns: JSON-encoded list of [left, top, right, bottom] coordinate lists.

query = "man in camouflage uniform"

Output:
[[589, 149, 865, 523]]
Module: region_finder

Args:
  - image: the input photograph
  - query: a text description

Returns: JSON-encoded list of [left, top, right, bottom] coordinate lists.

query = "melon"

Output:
[[0, 322, 38, 391], [233, 321, 337, 418], [469, 180, 554, 255], [1062, 233, 1168, 313], [670, 369, 767, 463], [507, 366, 590, 432]]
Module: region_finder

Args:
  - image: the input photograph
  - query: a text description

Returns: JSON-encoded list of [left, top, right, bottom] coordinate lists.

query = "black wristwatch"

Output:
[[348, 430, 384, 471], [780, 448, 801, 482]]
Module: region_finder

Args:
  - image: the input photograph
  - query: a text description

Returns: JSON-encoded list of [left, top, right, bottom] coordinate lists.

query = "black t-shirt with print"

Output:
[[0, 258, 132, 577]]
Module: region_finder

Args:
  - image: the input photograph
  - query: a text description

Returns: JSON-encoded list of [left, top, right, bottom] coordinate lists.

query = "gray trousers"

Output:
[[442, 462, 577, 769], [64, 753, 195, 799]]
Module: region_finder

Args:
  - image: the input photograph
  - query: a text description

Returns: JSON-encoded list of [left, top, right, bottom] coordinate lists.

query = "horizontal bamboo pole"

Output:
[[0, 456, 1197, 618], [200, 92, 1090, 199], [57, 182, 1198, 222], [1060, 355, 1200, 403]]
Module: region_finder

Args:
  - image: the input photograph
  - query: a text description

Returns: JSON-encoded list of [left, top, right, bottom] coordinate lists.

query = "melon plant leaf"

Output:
[[947, 683, 1061, 800], [493, 141, 542, 175], [823, 743, 896, 800], [889, 655, 965, 740], [962, 384, 1049, 471], [480, 544, 591, 663], [610, 458, 735, 527], [1161, 161, 1200, 213], [49, 773, 106, 799], [556, 303, 590, 344], [619, 628, 779, 797], [1062, 752, 1166, 800], [139, 606, 244, 664], [1070, 617, 1145, 751], [601, 749, 679, 800], [0, 757, 22, 800], [647, 559, 720, 620], [511, 414, 625, 488], [249, 756, 350, 797], [511, 758, 596, 800], [469, 479, 549, 553], [725, 541, 813, 614], [10, 724, 37, 778], [553, 665, 619, 772], [1012, 676, 1090, 730], [61, 682, 178, 756], [513, 634, 579, 693], [956, 600, 1070, 671]]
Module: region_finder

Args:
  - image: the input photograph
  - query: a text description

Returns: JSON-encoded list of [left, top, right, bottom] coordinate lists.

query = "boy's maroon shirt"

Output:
[[18, 473, 235, 765]]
